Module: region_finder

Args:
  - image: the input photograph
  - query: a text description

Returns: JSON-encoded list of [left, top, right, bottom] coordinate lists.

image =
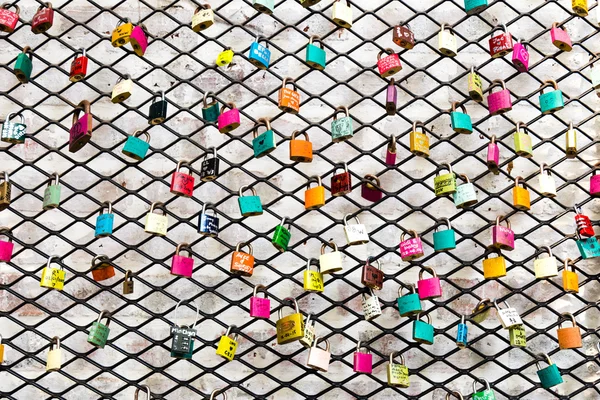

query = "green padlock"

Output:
[[472, 377, 496, 400], [464, 0, 488, 14], [513, 121, 533, 158], [538, 80, 564, 114], [202, 91, 219, 122], [576, 232, 600, 259], [306, 35, 326, 70], [536, 353, 563, 388], [509, 325, 527, 347], [434, 163, 456, 196], [331, 106, 353, 142], [450, 102, 472, 134], [433, 218, 456, 251], [122, 130, 150, 161], [14, 46, 34, 84], [87, 310, 111, 348], [272, 217, 291, 252], [397, 284, 422, 317], [413, 313, 434, 345], [1, 113, 27, 144], [43, 173, 61, 210], [238, 185, 263, 217], [252, 118, 276, 158]]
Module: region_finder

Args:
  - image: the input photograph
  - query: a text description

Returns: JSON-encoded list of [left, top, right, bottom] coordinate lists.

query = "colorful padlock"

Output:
[[509, 324, 527, 348], [590, 163, 600, 196], [170, 299, 199, 359], [42, 173, 61, 210], [202, 91, 219, 122], [450, 102, 472, 134], [217, 102, 240, 133], [278, 78, 300, 114], [111, 75, 133, 104], [433, 218, 456, 252], [456, 315, 468, 348], [397, 284, 422, 317], [216, 47, 234, 66], [387, 352, 410, 387], [170, 160, 195, 197], [572, 0, 589, 16], [331, 106, 353, 142], [252, 0, 274, 14], [471, 298, 492, 324], [386, 78, 397, 115], [0, 171, 10, 211], [215, 325, 238, 361], [90, 255, 115, 282], [386, 135, 397, 165], [417, 266, 442, 300], [148, 91, 168, 125], [468, 66, 484, 102], [464, 0, 488, 15], [69, 48, 88, 82], [472, 378, 495, 400], [144, 202, 168, 236], [200, 147, 219, 182], [454, 174, 478, 208], [353, 341, 372, 374], [513, 176, 530, 211], [290, 131, 313, 163], [272, 217, 291, 252], [304, 258, 324, 292], [276, 297, 304, 344], [46, 336, 61, 372], [539, 163, 557, 197], [87, 310, 111, 348], [69, 100, 92, 153], [410, 121, 429, 157], [0, 227, 14, 262], [238, 186, 263, 216], [361, 174, 383, 202], [248, 36, 271, 69], [483, 248, 506, 279], [377, 48, 402, 78], [332, 0, 353, 28], [40, 255, 65, 290], [514, 122, 533, 158], [393, 23, 415, 49], [191, 4, 214, 32], [171, 243, 194, 278], [14, 47, 33, 84], [130, 24, 149, 57], [0, 3, 20, 33], [533, 246, 558, 279], [438, 24, 457, 57], [343, 214, 369, 246], [491, 215, 514, 251], [250, 285, 270, 319], [566, 121, 577, 158], [538, 80, 564, 114], [489, 24, 513, 58], [300, 313, 316, 348], [487, 80, 512, 115], [486, 135, 500, 175], [576, 231, 600, 259], [253, 118, 277, 158], [122, 130, 150, 161], [494, 299, 522, 329], [512, 39, 530, 72], [361, 257, 383, 290], [413, 313, 435, 345], [305, 176, 326, 210], [536, 353, 563, 388], [434, 163, 456, 196], [557, 313, 582, 349], [550, 23, 572, 52], [562, 258, 579, 293], [307, 338, 331, 372], [399, 230, 424, 261], [331, 162, 352, 196], [306, 36, 326, 70], [111, 18, 133, 47], [574, 204, 595, 237], [361, 289, 382, 321], [1, 113, 26, 144], [231, 242, 254, 277], [198, 202, 219, 237]]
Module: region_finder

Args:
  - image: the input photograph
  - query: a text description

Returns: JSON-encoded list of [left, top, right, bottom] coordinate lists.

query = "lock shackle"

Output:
[[149, 201, 166, 216], [90, 254, 110, 270], [308, 35, 324, 49], [436, 163, 453, 176], [254, 35, 269, 47], [1, 171, 8, 183], [278, 297, 300, 319], [282, 77, 297, 91], [175, 160, 191, 174], [535, 353, 553, 370], [235, 241, 253, 255], [320, 240, 338, 255], [50, 336, 60, 350], [451, 101, 466, 114], [194, 3, 211, 12], [389, 350, 405, 366], [460, 314, 466, 325], [456, 173, 470, 184], [252, 284, 268, 298], [124, 269, 133, 282], [399, 283, 417, 297], [490, 23, 509, 38], [539, 80, 559, 94], [201, 147, 218, 162], [1, 3, 19, 14], [514, 176, 526, 188], [362, 174, 381, 189], [209, 388, 227, 400], [238, 185, 258, 198], [312, 336, 330, 352], [472, 377, 491, 394], [416, 312, 432, 325], [45, 255, 63, 270], [515, 121, 529, 134], [175, 242, 192, 258], [6, 112, 24, 125], [278, 216, 291, 231], [333, 106, 350, 120], [21, 46, 33, 61], [116, 74, 131, 84], [364, 256, 381, 271], [434, 217, 452, 233], [493, 298, 511, 311], [388, 135, 396, 153], [574, 203, 584, 215], [355, 340, 370, 353], [305, 312, 315, 327], [536, 245, 553, 259], [0, 226, 12, 242], [540, 163, 552, 176], [418, 265, 437, 280], [47, 173, 60, 187], [72, 100, 91, 125], [495, 215, 511, 230], [252, 117, 272, 137], [134, 385, 152, 400], [445, 391, 464, 400], [412, 121, 426, 134], [485, 79, 507, 94], [333, 162, 349, 175], [73, 48, 86, 60], [131, 130, 151, 143], [219, 102, 237, 115], [563, 258, 575, 272], [558, 312, 577, 329], [472, 298, 491, 317], [440, 23, 454, 33], [343, 214, 361, 227], [306, 257, 320, 273], [306, 175, 322, 190], [116, 17, 131, 28], [377, 48, 395, 60], [151, 90, 166, 104], [224, 324, 239, 342], [484, 248, 502, 259], [400, 229, 419, 242], [203, 91, 217, 108], [290, 130, 309, 142], [173, 298, 200, 329], [96, 310, 112, 326]]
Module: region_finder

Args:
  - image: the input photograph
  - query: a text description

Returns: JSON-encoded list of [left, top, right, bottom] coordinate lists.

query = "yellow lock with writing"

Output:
[[533, 246, 558, 279], [215, 325, 238, 361], [513, 176, 530, 211], [409, 121, 429, 157], [40, 255, 66, 290], [304, 258, 324, 292], [46, 336, 61, 372], [562, 258, 579, 293], [482, 249, 506, 279], [387, 351, 409, 387], [111, 18, 133, 47], [276, 297, 304, 344]]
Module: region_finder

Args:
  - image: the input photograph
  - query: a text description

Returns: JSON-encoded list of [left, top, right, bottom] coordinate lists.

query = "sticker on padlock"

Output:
[[454, 174, 478, 208], [144, 202, 168, 236], [90, 254, 116, 282], [509, 324, 527, 347], [306, 337, 331, 372], [87, 310, 111, 348], [533, 246, 558, 279], [304, 258, 324, 292], [434, 163, 456, 196], [299, 313, 316, 348], [123, 270, 134, 294], [122, 130, 151, 161], [0, 227, 14, 263], [40, 255, 66, 290], [170, 299, 199, 359], [393, 23, 415, 49], [42, 173, 61, 211], [289, 131, 313, 163], [230, 242, 255, 277], [409, 121, 429, 157], [562, 258, 579, 293], [343, 214, 369, 245], [170, 243, 194, 278], [331, 162, 352, 196], [472, 377, 496, 400], [306, 35, 326, 70], [513, 176, 530, 211], [215, 325, 238, 361], [276, 297, 304, 344], [1, 113, 27, 144], [433, 218, 456, 252], [413, 313, 435, 345], [387, 351, 410, 387], [536, 353, 563, 388], [250, 284, 271, 319], [361, 289, 382, 321], [46, 336, 61, 372], [494, 299, 522, 329], [272, 217, 291, 252], [353, 341, 372, 374]]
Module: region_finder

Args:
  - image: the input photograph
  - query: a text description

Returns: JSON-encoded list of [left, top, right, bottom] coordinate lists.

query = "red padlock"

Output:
[[488, 24, 513, 58], [574, 205, 595, 237], [0, 3, 20, 33], [69, 48, 88, 83], [170, 160, 195, 197], [90, 255, 116, 282], [377, 48, 402, 78], [331, 162, 352, 196], [31, 2, 54, 34]]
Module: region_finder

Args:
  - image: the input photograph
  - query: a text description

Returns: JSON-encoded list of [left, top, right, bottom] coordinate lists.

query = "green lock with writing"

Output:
[[252, 118, 276, 158], [87, 311, 111, 348], [122, 130, 150, 161], [509, 324, 527, 347], [43, 174, 61, 210], [1, 113, 26, 144], [331, 106, 353, 142], [397, 285, 422, 317], [272, 217, 291, 252], [472, 378, 496, 400], [412, 313, 434, 345], [576, 234, 600, 259]]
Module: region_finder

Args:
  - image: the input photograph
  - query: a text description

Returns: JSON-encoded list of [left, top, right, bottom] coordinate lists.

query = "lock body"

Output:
[[433, 229, 456, 251], [145, 213, 168, 236], [0, 239, 14, 262], [69, 55, 88, 82], [231, 251, 255, 276], [1, 119, 26, 144], [304, 270, 324, 292], [320, 252, 343, 274], [361, 264, 383, 290], [409, 130, 429, 157], [591, 65, 600, 89], [307, 346, 331, 372], [489, 32, 513, 58], [200, 156, 219, 182], [290, 138, 313, 162], [0, 180, 10, 211], [393, 25, 415, 49], [218, 108, 241, 133], [464, 0, 488, 14], [377, 53, 402, 78], [513, 186, 530, 210], [216, 335, 238, 361], [473, 389, 496, 400], [417, 277, 442, 300], [450, 111, 473, 134], [483, 255, 506, 279], [468, 72, 484, 101], [386, 84, 397, 115], [534, 256, 558, 279], [250, 296, 270, 318], [170, 171, 195, 197], [149, 98, 168, 125], [577, 236, 600, 259], [192, 8, 214, 32], [572, 0, 589, 16], [299, 323, 315, 348], [199, 213, 219, 237], [353, 351, 372, 374], [46, 348, 61, 372], [498, 307, 522, 329], [438, 30, 457, 57], [590, 174, 600, 196], [551, 26, 572, 52], [386, 147, 397, 166], [509, 325, 527, 347], [216, 49, 234, 66], [434, 172, 456, 196], [344, 223, 368, 245], [361, 181, 382, 202], [399, 237, 424, 261], [14, 53, 33, 83], [69, 112, 92, 153], [122, 135, 150, 161], [487, 142, 499, 174], [397, 293, 422, 317], [40, 267, 65, 290], [276, 313, 304, 344], [0, 8, 19, 32], [171, 254, 194, 277], [171, 325, 195, 359], [456, 323, 468, 348], [305, 185, 326, 210], [387, 364, 410, 387], [123, 279, 134, 294], [361, 295, 382, 321], [454, 182, 477, 208], [492, 225, 514, 251], [332, 1, 353, 28], [202, 101, 219, 122], [537, 364, 563, 388], [539, 174, 556, 197], [413, 319, 434, 344], [253, 129, 277, 158], [43, 185, 61, 210], [278, 87, 301, 114], [111, 22, 133, 47], [539, 89, 564, 114], [249, 41, 271, 69], [306, 43, 326, 70], [238, 195, 263, 216], [87, 322, 110, 348], [272, 225, 291, 252], [512, 42, 530, 72], [92, 263, 116, 281], [562, 269, 579, 293], [130, 25, 148, 57], [557, 326, 582, 349], [514, 131, 533, 157], [331, 171, 352, 196], [111, 79, 133, 103], [331, 116, 353, 142], [488, 89, 512, 115]]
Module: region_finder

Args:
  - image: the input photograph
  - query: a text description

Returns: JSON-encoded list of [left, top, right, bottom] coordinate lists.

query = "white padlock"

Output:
[[343, 214, 369, 245]]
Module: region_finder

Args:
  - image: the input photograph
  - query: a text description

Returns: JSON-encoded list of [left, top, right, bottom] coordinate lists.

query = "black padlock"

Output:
[[148, 91, 167, 125], [200, 147, 219, 182]]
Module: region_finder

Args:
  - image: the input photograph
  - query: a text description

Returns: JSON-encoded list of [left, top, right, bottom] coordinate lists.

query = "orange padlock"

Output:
[[289, 131, 313, 163], [230, 242, 255, 276], [90, 255, 116, 282], [305, 176, 326, 210], [557, 313, 582, 349], [278, 77, 300, 114]]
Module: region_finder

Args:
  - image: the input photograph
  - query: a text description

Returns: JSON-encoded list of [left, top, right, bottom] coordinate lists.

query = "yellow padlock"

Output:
[[565, 121, 577, 159], [40, 255, 66, 290], [191, 4, 214, 32], [534, 246, 558, 279], [513, 176, 530, 211], [111, 75, 134, 104], [216, 47, 234, 67], [303, 258, 324, 292], [276, 297, 304, 344], [111, 18, 133, 47], [562, 258, 579, 293], [409, 121, 429, 157], [46, 336, 61, 372], [387, 351, 410, 387], [572, 0, 589, 16], [482, 249, 506, 279], [471, 298, 492, 324], [514, 121, 533, 158], [215, 325, 238, 361], [0, 334, 5, 363]]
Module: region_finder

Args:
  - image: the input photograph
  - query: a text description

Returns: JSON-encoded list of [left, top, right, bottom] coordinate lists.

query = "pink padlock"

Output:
[[550, 22, 572, 52], [0, 228, 14, 262], [250, 284, 271, 318], [353, 341, 373, 374], [386, 78, 397, 115], [487, 79, 512, 115], [386, 135, 397, 166], [417, 266, 442, 300], [217, 102, 241, 133], [170, 243, 194, 277], [512, 39, 529, 72], [492, 216, 514, 251], [129, 24, 149, 57], [399, 230, 424, 261], [377, 48, 402, 78], [487, 135, 500, 175], [590, 164, 600, 197]]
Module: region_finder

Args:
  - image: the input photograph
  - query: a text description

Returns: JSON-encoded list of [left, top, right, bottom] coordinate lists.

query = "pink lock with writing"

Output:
[[170, 243, 194, 277], [0, 228, 14, 262], [487, 79, 512, 115], [250, 285, 271, 318], [590, 164, 600, 197], [377, 48, 402, 78], [399, 230, 424, 261], [418, 266, 442, 300], [217, 102, 241, 133], [492, 216, 515, 251], [130, 25, 149, 57], [512, 40, 529, 72], [353, 341, 373, 374]]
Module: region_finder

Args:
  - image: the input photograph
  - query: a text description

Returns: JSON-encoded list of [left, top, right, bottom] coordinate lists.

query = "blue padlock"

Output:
[[433, 218, 456, 252], [198, 202, 219, 237], [238, 185, 263, 217], [252, 0, 274, 14], [450, 102, 472, 134], [252, 118, 276, 158], [538, 80, 564, 114], [536, 353, 563, 388], [122, 130, 150, 161], [396, 284, 422, 317], [456, 315, 468, 348], [464, 0, 488, 14], [95, 201, 114, 238], [576, 232, 600, 259], [248, 36, 271, 70]]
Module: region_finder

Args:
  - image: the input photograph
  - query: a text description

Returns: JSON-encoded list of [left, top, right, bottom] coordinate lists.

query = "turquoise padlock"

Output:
[[472, 377, 496, 400], [252, 0, 274, 14], [306, 35, 326, 70], [122, 130, 150, 161], [43, 173, 61, 210], [450, 102, 472, 134], [576, 233, 600, 259], [95, 201, 114, 238], [433, 218, 456, 251], [464, 0, 488, 14], [248, 36, 271, 70], [14, 46, 34, 84], [252, 118, 276, 158], [538, 80, 564, 114], [412, 313, 434, 345], [397, 284, 422, 317], [536, 353, 563, 388], [238, 185, 263, 217], [331, 106, 353, 142], [202, 92, 219, 122], [87, 311, 111, 348]]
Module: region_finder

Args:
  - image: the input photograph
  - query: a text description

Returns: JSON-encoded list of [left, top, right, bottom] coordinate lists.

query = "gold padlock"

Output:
[[0, 171, 11, 211], [562, 258, 579, 293], [513, 176, 530, 211], [409, 121, 429, 157], [40, 255, 66, 290], [111, 18, 133, 47], [468, 66, 484, 102], [533, 246, 558, 279], [303, 258, 324, 292], [471, 298, 492, 324], [276, 297, 304, 344], [482, 248, 506, 279], [46, 336, 62, 372], [387, 351, 409, 387], [111, 75, 134, 104], [566, 121, 577, 159]]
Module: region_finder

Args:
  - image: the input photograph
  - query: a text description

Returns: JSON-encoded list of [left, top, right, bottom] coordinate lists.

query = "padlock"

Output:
[[397, 284, 422, 317], [200, 147, 219, 182], [591, 54, 600, 90], [306, 35, 326, 70], [252, 118, 277, 158], [248, 36, 271, 70], [483, 249, 506, 279], [513, 176, 530, 211], [46, 336, 61, 372], [87, 311, 111, 348], [353, 341, 372, 374], [0, 3, 20, 33], [590, 164, 600, 197], [539, 163, 556, 197], [0, 334, 5, 363], [468, 66, 484, 102], [494, 299, 522, 329], [320, 241, 343, 274], [42, 173, 61, 210], [216, 325, 239, 361], [144, 202, 168, 236], [454, 174, 478, 208], [472, 378, 495, 400], [216, 47, 234, 66], [576, 231, 600, 259], [192, 4, 214, 32], [533, 246, 558, 279], [272, 217, 291, 252], [122, 130, 150, 161], [238, 186, 263, 216], [386, 135, 397, 165], [434, 163, 456, 196], [557, 313, 582, 349], [40, 255, 66, 290], [464, 0, 488, 15], [231, 242, 255, 277], [14, 46, 34, 84], [377, 48, 402, 78], [538, 80, 564, 114], [361, 174, 383, 202], [438, 24, 457, 57], [278, 78, 301, 114], [417, 266, 442, 300], [170, 299, 199, 359], [361, 289, 382, 321], [202, 91, 219, 122], [198, 202, 219, 237], [491, 215, 514, 251], [0, 171, 11, 211], [111, 18, 133, 47], [69, 48, 88, 82], [304, 258, 324, 292], [550, 22, 572, 52], [393, 23, 415, 49], [90, 255, 116, 282], [413, 313, 435, 345], [276, 297, 304, 344], [331, 162, 352, 196], [433, 218, 456, 252], [399, 230, 424, 261], [488, 24, 513, 58], [305, 175, 326, 210], [111, 75, 133, 103], [170, 160, 195, 197], [361, 257, 383, 289], [289, 131, 313, 162], [513, 122, 533, 158], [562, 258, 579, 293], [572, 0, 589, 16], [487, 79, 512, 115], [410, 121, 429, 157], [512, 39, 530, 72], [385, 78, 397, 115], [509, 324, 527, 347], [134, 385, 152, 400], [300, 0, 321, 7], [566, 121, 577, 158], [486, 135, 500, 175], [332, 0, 353, 28], [253, 0, 274, 14], [575, 204, 595, 237], [387, 351, 410, 387], [446, 391, 464, 400], [123, 270, 134, 294], [343, 214, 369, 245], [250, 284, 271, 318], [0, 227, 14, 262], [1, 113, 27, 144], [217, 102, 240, 133], [307, 338, 331, 372], [536, 353, 563, 388], [450, 102, 472, 134], [130, 24, 149, 57], [456, 315, 468, 348], [171, 243, 194, 278], [331, 106, 353, 142], [148, 91, 168, 125], [299, 313, 316, 348], [471, 298, 492, 324]]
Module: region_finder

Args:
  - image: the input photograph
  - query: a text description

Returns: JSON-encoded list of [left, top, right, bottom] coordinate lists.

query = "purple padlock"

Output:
[[399, 230, 424, 261], [487, 135, 500, 175], [386, 78, 397, 115], [512, 40, 529, 72], [590, 165, 600, 197], [353, 341, 373, 374], [130, 24, 149, 57], [217, 102, 241, 133], [386, 135, 397, 166], [170, 243, 194, 277], [69, 100, 92, 153], [487, 79, 512, 115], [0, 228, 14, 262], [361, 174, 383, 202], [250, 285, 271, 318], [417, 266, 442, 300], [492, 216, 515, 251]]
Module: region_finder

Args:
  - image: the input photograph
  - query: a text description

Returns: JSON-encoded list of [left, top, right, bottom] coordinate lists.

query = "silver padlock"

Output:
[[361, 288, 382, 321]]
